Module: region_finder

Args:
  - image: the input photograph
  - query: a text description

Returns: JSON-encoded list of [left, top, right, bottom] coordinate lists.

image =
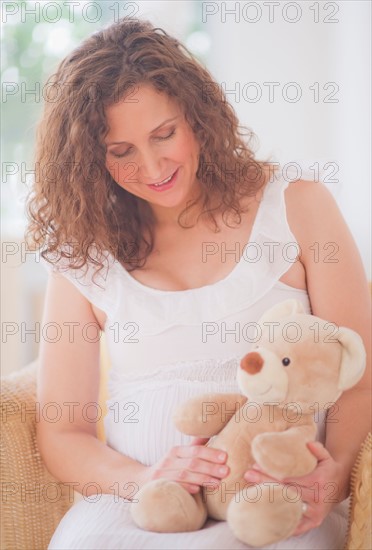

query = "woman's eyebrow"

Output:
[[107, 116, 180, 146]]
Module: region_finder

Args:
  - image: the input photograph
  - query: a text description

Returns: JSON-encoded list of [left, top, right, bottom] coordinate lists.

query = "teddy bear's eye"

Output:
[[282, 357, 291, 366]]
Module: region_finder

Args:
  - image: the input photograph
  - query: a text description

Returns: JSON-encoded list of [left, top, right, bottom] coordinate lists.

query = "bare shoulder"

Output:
[[284, 178, 341, 240], [284, 177, 367, 281], [284, 177, 336, 206]]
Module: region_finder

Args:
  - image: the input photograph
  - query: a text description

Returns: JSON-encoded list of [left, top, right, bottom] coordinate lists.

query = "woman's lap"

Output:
[[48, 494, 349, 550]]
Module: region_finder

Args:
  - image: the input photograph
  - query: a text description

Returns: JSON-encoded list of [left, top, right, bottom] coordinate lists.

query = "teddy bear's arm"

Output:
[[251, 416, 318, 480], [173, 393, 247, 437]]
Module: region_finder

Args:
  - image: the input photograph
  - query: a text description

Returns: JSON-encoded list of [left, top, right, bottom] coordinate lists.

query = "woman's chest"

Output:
[[128, 216, 260, 291], [125, 219, 307, 293]]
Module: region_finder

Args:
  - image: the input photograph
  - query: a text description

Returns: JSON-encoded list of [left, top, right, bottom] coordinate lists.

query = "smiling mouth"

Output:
[[146, 169, 177, 187]]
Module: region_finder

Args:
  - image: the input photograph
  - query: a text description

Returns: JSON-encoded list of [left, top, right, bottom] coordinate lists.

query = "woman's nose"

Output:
[[138, 148, 163, 183]]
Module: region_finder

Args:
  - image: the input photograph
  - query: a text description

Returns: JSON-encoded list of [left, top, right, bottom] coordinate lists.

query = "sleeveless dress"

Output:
[[45, 172, 349, 549]]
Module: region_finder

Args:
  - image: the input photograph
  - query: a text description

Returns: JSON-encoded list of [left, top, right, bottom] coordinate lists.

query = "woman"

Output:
[[27, 17, 371, 550]]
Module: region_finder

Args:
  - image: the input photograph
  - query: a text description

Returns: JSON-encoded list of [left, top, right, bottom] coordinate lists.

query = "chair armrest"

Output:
[[1, 361, 73, 550], [345, 432, 372, 550]]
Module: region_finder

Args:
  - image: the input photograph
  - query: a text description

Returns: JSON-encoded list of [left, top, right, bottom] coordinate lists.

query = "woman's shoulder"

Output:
[[39, 244, 120, 325], [284, 177, 336, 204], [284, 178, 342, 244], [283, 177, 365, 290]]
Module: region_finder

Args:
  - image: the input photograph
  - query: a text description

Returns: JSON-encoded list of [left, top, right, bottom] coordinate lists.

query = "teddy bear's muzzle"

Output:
[[238, 349, 289, 402], [240, 352, 264, 374]]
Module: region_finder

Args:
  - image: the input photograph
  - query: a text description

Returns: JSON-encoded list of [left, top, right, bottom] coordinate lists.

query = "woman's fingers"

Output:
[[243, 473, 324, 508], [148, 442, 230, 494], [153, 467, 226, 489], [165, 456, 229, 480], [306, 440, 332, 461], [171, 443, 228, 464], [242, 442, 343, 537], [152, 454, 230, 490]]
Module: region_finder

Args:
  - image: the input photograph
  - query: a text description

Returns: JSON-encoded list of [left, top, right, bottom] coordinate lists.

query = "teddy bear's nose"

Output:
[[240, 352, 264, 374]]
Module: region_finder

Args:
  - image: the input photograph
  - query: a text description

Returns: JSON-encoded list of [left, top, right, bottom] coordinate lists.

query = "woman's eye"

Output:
[[109, 129, 175, 158], [111, 148, 132, 159], [156, 129, 176, 141]]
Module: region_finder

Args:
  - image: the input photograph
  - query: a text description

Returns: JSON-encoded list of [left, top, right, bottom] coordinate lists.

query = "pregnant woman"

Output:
[[27, 17, 371, 550]]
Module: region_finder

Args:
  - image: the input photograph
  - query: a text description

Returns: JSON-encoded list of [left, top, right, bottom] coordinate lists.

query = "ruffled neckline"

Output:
[[100, 171, 310, 332], [42, 171, 310, 331], [109, 188, 266, 296]]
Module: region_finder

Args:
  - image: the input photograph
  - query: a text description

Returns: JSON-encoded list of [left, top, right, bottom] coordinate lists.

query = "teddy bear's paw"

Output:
[[130, 479, 207, 532], [252, 433, 317, 479], [251, 433, 292, 478], [227, 483, 303, 547]]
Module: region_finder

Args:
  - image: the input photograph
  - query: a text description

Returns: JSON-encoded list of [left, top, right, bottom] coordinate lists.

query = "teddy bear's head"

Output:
[[237, 300, 366, 414]]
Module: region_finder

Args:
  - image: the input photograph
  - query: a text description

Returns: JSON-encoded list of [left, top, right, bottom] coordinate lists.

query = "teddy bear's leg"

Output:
[[227, 483, 303, 547], [130, 479, 208, 533]]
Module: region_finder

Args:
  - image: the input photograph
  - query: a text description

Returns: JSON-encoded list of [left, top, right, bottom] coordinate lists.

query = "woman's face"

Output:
[[104, 83, 201, 219]]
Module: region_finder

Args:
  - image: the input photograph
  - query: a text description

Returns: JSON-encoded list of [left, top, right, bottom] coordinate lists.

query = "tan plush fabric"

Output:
[[0, 360, 370, 550]]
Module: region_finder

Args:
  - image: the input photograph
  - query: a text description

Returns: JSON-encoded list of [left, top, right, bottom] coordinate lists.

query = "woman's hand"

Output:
[[244, 441, 347, 536], [144, 437, 230, 494]]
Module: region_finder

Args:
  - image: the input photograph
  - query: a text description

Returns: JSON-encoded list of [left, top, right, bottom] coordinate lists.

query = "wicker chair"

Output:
[[1, 361, 371, 550]]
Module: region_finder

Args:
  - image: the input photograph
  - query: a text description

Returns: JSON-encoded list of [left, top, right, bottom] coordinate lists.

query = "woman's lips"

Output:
[[146, 168, 179, 192]]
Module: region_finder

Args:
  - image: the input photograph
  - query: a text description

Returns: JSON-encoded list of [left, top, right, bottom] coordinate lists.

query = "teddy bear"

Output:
[[130, 299, 366, 547]]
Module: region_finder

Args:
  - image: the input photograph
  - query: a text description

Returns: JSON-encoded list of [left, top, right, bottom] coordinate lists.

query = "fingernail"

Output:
[[219, 466, 228, 475], [218, 452, 227, 462]]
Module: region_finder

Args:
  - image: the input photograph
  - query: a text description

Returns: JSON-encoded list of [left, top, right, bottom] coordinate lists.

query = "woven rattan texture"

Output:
[[345, 432, 372, 550], [1, 362, 73, 550]]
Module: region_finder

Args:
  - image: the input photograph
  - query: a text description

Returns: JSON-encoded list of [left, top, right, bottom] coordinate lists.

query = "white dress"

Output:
[[45, 172, 349, 549]]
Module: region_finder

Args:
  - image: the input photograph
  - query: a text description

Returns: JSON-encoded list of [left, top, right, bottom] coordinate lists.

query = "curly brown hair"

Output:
[[26, 17, 272, 279]]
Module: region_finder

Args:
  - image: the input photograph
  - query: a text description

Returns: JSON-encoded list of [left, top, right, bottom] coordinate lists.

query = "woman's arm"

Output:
[[286, 178, 371, 500], [36, 273, 230, 499], [36, 272, 149, 499], [244, 179, 371, 535]]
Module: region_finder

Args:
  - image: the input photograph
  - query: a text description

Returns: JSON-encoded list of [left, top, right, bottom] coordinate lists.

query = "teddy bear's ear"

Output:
[[337, 327, 366, 390], [258, 299, 305, 324]]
